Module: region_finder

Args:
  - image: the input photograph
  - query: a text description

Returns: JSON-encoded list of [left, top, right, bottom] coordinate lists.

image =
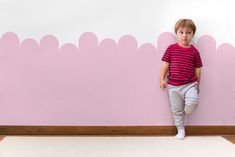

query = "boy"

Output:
[[160, 19, 203, 140]]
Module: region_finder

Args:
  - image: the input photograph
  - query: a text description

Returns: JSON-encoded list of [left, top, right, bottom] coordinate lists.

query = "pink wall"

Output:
[[0, 32, 234, 126]]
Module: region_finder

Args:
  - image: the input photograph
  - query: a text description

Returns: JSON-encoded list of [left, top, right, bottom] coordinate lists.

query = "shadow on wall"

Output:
[[0, 32, 235, 126]]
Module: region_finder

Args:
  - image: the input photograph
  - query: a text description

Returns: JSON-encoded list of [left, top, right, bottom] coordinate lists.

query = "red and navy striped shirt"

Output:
[[162, 43, 203, 86]]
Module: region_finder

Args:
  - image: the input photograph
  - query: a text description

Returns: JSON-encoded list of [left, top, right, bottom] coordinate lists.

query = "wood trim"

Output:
[[0, 126, 235, 135], [0, 126, 176, 135]]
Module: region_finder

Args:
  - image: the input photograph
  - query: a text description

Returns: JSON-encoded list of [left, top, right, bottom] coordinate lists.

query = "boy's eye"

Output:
[[187, 32, 192, 34]]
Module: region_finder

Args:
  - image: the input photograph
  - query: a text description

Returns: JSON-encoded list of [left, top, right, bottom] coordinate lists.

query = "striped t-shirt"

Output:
[[162, 43, 203, 86]]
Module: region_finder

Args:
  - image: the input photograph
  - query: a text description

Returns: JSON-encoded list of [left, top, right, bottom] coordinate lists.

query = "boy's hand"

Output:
[[160, 61, 169, 91], [160, 79, 167, 90], [197, 85, 200, 94], [195, 82, 200, 94]]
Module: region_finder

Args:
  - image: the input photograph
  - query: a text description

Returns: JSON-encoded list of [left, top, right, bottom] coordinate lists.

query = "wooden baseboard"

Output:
[[0, 126, 235, 135]]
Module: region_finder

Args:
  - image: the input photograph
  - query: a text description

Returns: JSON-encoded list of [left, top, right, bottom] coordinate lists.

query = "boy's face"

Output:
[[176, 27, 194, 47]]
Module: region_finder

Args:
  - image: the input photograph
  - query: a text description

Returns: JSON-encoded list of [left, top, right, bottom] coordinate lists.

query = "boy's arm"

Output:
[[195, 67, 201, 84], [195, 67, 201, 93], [160, 62, 169, 90]]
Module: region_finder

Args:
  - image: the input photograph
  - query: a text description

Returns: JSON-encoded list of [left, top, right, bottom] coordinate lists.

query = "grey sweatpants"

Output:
[[167, 82, 199, 127]]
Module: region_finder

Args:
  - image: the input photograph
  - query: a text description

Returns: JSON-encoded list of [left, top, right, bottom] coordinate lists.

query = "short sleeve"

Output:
[[161, 46, 171, 63], [195, 50, 203, 67]]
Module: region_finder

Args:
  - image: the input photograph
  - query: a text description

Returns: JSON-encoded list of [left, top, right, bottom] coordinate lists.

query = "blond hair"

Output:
[[174, 19, 196, 35]]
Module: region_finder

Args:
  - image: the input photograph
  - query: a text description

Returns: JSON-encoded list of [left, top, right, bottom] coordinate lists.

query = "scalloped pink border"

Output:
[[0, 32, 235, 125]]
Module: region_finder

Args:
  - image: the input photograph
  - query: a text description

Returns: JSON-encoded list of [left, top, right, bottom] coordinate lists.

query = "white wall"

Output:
[[0, 0, 235, 46]]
